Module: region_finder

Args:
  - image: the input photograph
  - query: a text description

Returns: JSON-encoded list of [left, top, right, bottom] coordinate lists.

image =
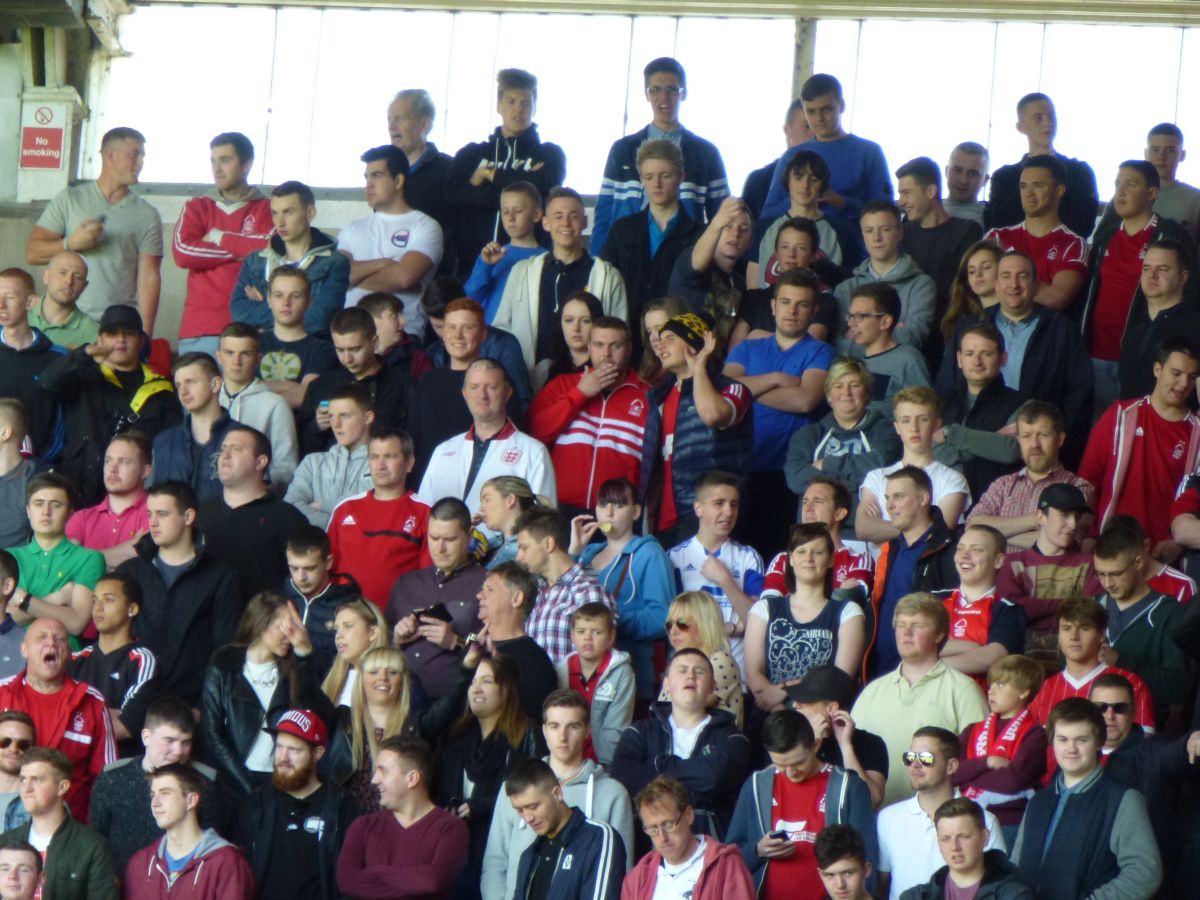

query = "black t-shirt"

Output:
[[259, 787, 327, 900], [527, 826, 568, 900], [536, 255, 596, 363], [493, 635, 557, 726], [816, 729, 889, 782], [259, 332, 339, 382]]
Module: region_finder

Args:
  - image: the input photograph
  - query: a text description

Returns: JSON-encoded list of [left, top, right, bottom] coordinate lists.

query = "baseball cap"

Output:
[[268, 708, 328, 747], [784, 665, 857, 709], [1037, 483, 1092, 515], [98, 305, 143, 335]]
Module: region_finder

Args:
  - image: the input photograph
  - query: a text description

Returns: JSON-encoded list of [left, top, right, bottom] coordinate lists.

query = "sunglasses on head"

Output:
[[902, 750, 936, 767], [1093, 702, 1132, 716], [0, 738, 30, 751], [665, 619, 691, 631]]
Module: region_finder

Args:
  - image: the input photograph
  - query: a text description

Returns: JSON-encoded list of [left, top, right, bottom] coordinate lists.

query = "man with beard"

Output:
[[234, 709, 357, 900], [0, 714, 33, 830]]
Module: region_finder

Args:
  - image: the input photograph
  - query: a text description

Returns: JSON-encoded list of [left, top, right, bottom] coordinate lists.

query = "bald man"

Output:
[[31, 252, 97, 349]]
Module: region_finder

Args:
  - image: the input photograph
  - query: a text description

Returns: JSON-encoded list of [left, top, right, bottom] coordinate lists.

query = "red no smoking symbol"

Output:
[[34, 107, 53, 125]]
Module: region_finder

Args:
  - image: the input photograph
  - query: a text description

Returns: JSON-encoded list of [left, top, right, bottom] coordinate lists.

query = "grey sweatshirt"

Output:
[[284, 443, 372, 528], [555, 648, 636, 767], [218, 378, 298, 487]]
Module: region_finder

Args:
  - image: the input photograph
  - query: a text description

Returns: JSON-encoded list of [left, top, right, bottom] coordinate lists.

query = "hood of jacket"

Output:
[[580, 533, 660, 565], [203, 185, 268, 207], [220, 376, 272, 409], [266, 225, 338, 262], [929, 849, 1022, 890], [153, 827, 237, 864], [815, 405, 891, 438], [850, 251, 926, 285], [483, 124, 548, 160], [134, 530, 213, 568], [648, 699, 739, 733], [0, 327, 57, 355]]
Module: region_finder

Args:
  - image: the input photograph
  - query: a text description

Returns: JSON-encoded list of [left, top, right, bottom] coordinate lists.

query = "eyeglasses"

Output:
[[902, 750, 936, 767], [643, 812, 685, 837], [646, 86, 682, 98], [0, 738, 30, 752], [846, 312, 884, 323], [665, 619, 691, 631], [1093, 702, 1132, 716], [1094, 556, 1141, 581]]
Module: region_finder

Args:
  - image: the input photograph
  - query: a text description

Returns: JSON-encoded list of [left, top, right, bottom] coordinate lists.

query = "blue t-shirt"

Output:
[[165, 846, 197, 875], [258, 332, 338, 382], [464, 245, 547, 324], [727, 334, 834, 470], [874, 525, 933, 675]]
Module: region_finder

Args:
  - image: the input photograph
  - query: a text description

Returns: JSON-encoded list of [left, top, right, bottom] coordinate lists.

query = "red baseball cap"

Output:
[[268, 709, 328, 747]]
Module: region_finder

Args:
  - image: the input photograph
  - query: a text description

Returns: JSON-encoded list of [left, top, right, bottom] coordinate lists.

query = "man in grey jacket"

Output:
[[284, 384, 374, 528], [480, 689, 633, 900]]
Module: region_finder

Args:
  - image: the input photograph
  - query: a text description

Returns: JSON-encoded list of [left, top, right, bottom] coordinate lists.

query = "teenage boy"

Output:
[[216, 322, 299, 487], [654, 315, 753, 544], [446, 68, 566, 278], [985, 92, 1099, 239], [39, 306, 178, 505], [843, 282, 931, 413], [984, 155, 1089, 312], [815, 825, 875, 900], [493, 187, 627, 377], [327, 427, 431, 609], [753, 151, 852, 285], [285, 385, 374, 528], [257, 267, 339, 409], [357, 291, 432, 381], [68, 574, 156, 743], [230, 180, 349, 335], [117, 481, 241, 710], [1092, 523, 1188, 720], [124, 763, 253, 899], [725, 709, 876, 900], [591, 56, 728, 258], [934, 524, 1024, 681], [65, 431, 153, 569], [833, 202, 936, 349], [554, 604, 633, 766], [173, 131, 272, 355], [1079, 335, 1200, 555], [667, 197, 753, 340], [0, 747, 117, 900], [339, 144, 442, 334], [875, 727, 1006, 900], [481, 690, 635, 900], [1028, 596, 1154, 728], [896, 156, 983, 312], [762, 73, 893, 244], [856, 388, 969, 546], [901, 798, 1029, 900], [152, 352, 234, 502], [1120, 239, 1200, 399], [667, 471, 765, 677], [90, 695, 222, 872], [943, 142, 990, 226], [1142, 122, 1200, 241], [464, 182, 546, 323], [0, 267, 65, 464], [744, 98, 814, 222], [1011, 699, 1161, 898], [283, 525, 361, 675], [951, 655, 1046, 844], [737, 217, 842, 343], [0, 402, 38, 552], [0, 836, 40, 900], [7, 472, 104, 637], [30, 251, 96, 349], [601, 139, 703, 348], [621, 774, 755, 900]]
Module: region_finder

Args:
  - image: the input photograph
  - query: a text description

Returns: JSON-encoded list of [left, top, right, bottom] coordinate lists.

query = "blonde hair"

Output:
[[667, 591, 731, 656], [986, 653, 1043, 702], [824, 356, 873, 398], [892, 384, 940, 416], [892, 592, 950, 637], [321, 599, 389, 703], [351, 646, 413, 770]]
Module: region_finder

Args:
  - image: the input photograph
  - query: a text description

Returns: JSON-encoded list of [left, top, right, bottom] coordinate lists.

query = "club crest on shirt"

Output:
[[403, 516, 418, 533], [953, 617, 969, 638], [1174, 440, 1186, 461], [1047, 246, 1059, 260], [241, 218, 256, 235], [391, 229, 411, 248], [502, 447, 522, 464], [629, 399, 644, 416], [72, 713, 84, 733]]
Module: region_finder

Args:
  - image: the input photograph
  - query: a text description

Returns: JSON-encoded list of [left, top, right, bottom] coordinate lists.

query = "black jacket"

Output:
[[39, 346, 181, 505], [937, 376, 1024, 502], [405, 142, 455, 274], [281, 572, 362, 677], [986, 152, 1100, 239], [199, 644, 334, 797], [1119, 301, 1200, 400], [900, 850, 1032, 900], [0, 327, 64, 462], [118, 533, 243, 706], [233, 780, 358, 900], [1103, 725, 1196, 850], [298, 359, 413, 455]]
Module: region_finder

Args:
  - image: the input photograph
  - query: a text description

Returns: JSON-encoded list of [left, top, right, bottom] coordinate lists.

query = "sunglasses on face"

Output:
[[0, 738, 30, 751], [1093, 702, 1132, 716], [665, 619, 691, 631], [902, 750, 936, 767]]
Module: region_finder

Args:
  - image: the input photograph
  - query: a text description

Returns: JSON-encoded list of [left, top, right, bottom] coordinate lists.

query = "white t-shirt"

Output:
[[242, 658, 279, 773], [861, 460, 971, 524], [337, 209, 443, 335], [668, 536, 765, 680], [748, 597, 864, 624], [669, 714, 712, 760], [653, 836, 707, 900]]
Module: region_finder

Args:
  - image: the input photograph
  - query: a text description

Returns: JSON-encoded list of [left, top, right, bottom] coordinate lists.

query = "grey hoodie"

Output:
[[284, 442, 372, 528], [555, 647, 636, 766], [833, 253, 938, 349], [218, 377, 299, 487], [480, 757, 634, 900]]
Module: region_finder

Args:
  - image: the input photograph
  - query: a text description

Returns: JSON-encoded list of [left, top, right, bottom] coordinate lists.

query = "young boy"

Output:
[[216, 322, 299, 487], [667, 471, 765, 678], [257, 268, 338, 410], [815, 825, 875, 900], [68, 574, 156, 747], [554, 602, 633, 767], [492, 186, 627, 376], [464, 182, 546, 324], [833, 202, 936, 349], [952, 654, 1046, 845], [357, 291, 432, 381], [856, 386, 969, 545], [843, 282, 931, 415], [934, 524, 1024, 684], [753, 151, 850, 286], [0, 401, 41, 550], [282, 525, 361, 680], [284, 384, 374, 529]]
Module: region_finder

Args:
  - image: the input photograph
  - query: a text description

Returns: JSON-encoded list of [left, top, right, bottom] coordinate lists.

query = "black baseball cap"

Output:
[[784, 665, 857, 709], [1037, 483, 1092, 515], [98, 304, 143, 335]]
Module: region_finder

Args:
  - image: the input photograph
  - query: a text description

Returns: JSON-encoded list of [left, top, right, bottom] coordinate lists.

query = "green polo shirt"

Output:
[[29, 299, 99, 350], [7, 536, 104, 598]]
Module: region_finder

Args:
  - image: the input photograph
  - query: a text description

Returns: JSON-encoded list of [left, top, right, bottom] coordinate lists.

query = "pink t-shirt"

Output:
[[64, 492, 149, 550]]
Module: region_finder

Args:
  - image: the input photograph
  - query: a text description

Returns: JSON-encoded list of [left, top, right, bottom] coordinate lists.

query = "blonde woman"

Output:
[[321, 598, 389, 707], [478, 475, 544, 569], [657, 591, 744, 728]]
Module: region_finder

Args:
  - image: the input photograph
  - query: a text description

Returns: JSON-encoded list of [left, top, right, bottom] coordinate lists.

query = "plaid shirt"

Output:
[[526, 563, 616, 664], [967, 466, 1095, 546]]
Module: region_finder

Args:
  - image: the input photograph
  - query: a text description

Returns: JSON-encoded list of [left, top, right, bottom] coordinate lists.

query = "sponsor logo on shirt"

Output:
[[341, 515, 357, 526], [391, 229, 411, 248]]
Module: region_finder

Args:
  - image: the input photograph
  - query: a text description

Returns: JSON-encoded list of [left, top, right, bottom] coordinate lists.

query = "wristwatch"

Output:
[[16, 591, 31, 614]]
